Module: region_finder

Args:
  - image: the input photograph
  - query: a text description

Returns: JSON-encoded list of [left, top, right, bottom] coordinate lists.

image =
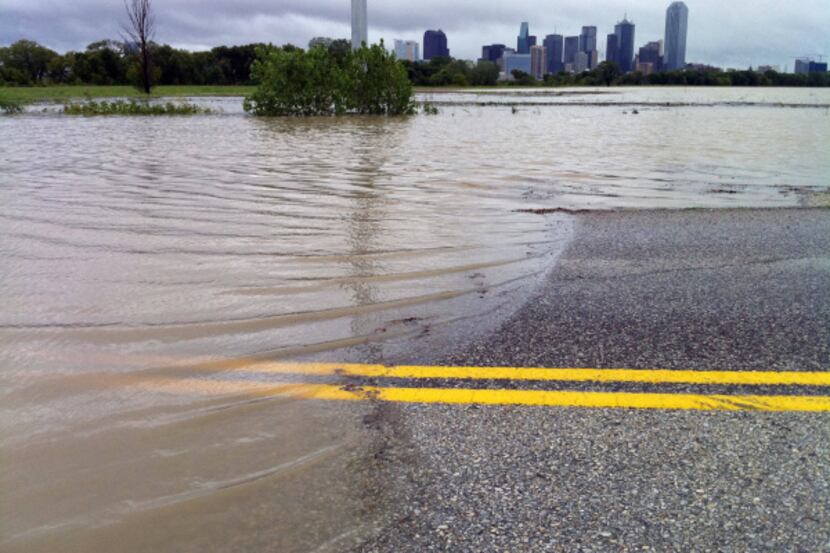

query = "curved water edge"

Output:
[[1, 87, 829, 551]]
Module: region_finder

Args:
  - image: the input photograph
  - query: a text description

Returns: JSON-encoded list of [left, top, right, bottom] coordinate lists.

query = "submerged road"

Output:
[[353, 208, 830, 552]]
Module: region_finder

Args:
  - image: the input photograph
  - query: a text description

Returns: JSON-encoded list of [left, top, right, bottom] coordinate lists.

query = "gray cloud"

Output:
[[1, 0, 828, 70]]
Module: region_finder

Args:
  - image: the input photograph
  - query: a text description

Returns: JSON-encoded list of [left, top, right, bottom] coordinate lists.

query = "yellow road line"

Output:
[[296, 384, 830, 412], [244, 362, 830, 387], [132, 377, 830, 412]]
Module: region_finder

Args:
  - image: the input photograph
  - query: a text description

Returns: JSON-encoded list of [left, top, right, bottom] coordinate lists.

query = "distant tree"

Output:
[[594, 61, 621, 86], [122, 0, 155, 93], [243, 43, 414, 116], [327, 39, 352, 68], [470, 61, 500, 86], [510, 69, 536, 86], [348, 42, 415, 114], [0, 40, 59, 84]]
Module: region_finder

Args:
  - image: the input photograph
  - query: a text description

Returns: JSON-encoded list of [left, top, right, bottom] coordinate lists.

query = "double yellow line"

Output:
[[174, 362, 830, 412]]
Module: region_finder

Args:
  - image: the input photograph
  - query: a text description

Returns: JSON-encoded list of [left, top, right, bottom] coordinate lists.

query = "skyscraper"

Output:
[[606, 33, 618, 66], [503, 51, 532, 75], [614, 17, 636, 73], [394, 40, 420, 61], [543, 34, 564, 74], [579, 26, 598, 69], [481, 44, 507, 64], [564, 36, 579, 66], [530, 45, 547, 80], [517, 22, 531, 54], [423, 30, 449, 59], [664, 1, 689, 71], [637, 41, 663, 73], [351, 0, 367, 51]]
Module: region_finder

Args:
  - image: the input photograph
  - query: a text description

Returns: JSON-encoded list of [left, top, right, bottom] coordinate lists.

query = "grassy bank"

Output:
[[0, 85, 255, 105]]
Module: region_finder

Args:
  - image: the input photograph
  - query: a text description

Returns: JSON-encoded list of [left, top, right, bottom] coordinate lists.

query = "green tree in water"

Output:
[[244, 42, 414, 116]]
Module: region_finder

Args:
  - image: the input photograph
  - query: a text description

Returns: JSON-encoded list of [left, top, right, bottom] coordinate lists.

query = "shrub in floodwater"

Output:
[[0, 98, 23, 114], [421, 102, 439, 115], [243, 42, 415, 116], [62, 100, 210, 116]]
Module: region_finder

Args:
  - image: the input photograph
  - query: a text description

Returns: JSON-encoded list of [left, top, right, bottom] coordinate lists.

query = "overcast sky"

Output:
[[1, 0, 828, 70]]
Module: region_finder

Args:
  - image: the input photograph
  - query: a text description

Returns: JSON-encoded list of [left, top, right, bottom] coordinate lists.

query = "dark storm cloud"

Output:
[[1, 0, 828, 69]]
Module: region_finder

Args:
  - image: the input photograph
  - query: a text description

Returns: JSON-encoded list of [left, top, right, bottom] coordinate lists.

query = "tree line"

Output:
[[2, 38, 828, 89], [0, 39, 263, 87]]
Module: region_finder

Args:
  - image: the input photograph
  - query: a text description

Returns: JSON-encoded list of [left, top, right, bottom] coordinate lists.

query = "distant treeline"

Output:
[[0, 39, 263, 87], [2, 39, 828, 89], [407, 57, 830, 88]]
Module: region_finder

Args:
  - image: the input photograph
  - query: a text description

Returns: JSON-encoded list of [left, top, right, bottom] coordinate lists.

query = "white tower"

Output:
[[351, 0, 368, 50]]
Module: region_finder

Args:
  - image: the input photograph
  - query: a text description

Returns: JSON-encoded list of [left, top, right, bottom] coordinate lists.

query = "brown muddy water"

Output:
[[1, 87, 829, 552]]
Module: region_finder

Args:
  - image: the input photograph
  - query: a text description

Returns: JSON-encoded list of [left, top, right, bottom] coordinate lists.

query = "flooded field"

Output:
[[2, 87, 829, 551]]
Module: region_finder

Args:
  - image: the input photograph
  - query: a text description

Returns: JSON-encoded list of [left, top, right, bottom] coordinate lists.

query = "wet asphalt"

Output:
[[354, 208, 830, 553]]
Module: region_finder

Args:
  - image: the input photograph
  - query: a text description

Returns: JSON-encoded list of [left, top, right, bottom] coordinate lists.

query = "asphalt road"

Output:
[[354, 208, 830, 552]]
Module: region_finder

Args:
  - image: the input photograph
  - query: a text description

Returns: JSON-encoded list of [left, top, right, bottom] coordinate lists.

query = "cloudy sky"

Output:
[[2, 0, 828, 70]]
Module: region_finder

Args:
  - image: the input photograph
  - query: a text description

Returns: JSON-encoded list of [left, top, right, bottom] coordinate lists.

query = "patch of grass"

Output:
[[0, 85, 255, 105], [62, 100, 211, 116], [0, 97, 23, 114]]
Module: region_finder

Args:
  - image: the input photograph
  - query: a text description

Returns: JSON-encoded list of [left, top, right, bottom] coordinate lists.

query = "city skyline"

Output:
[[2, 0, 828, 70]]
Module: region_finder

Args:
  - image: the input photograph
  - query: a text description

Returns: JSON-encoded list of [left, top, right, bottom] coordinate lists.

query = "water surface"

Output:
[[1, 87, 829, 551]]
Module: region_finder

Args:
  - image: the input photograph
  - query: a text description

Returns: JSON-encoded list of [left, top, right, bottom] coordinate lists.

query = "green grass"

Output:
[[0, 85, 255, 105], [62, 100, 211, 116]]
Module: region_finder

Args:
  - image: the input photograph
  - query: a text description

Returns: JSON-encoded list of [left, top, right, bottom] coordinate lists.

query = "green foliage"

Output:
[[62, 100, 210, 115], [509, 70, 537, 86], [0, 97, 23, 114], [421, 102, 439, 115], [348, 43, 414, 115], [0, 39, 265, 87], [244, 43, 414, 116], [469, 61, 500, 86], [0, 85, 254, 105]]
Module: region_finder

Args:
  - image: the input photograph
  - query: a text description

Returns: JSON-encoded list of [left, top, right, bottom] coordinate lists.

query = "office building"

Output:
[[795, 59, 828, 74], [497, 47, 516, 71], [664, 1, 689, 70], [423, 30, 449, 59], [351, 0, 368, 50], [503, 51, 532, 75], [564, 36, 580, 66], [606, 34, 618, 66], [579, 26, 598, 68], [530, 45, 547, 80], [612, 17, 636, 72], [394, 40, 420, 62], [517, 22, 531, 54], [574, 51, 589, 73], [481, 44, 507, 64], [543, 34, 564, 74], [638, 40, 663, 72]]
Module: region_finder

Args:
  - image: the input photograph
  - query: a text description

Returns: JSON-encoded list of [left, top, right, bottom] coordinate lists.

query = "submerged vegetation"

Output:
[[0, 97, 23, 114], [243, 42, 414, 116], [62, 100, 210, 115]]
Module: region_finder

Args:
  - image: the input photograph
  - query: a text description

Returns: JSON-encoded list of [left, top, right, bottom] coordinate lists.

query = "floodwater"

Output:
[[1, 87, 829, 552]]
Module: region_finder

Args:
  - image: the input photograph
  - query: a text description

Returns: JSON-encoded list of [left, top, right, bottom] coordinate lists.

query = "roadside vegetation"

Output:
[[62, 100, 210, 115], [243, 42, 414, 116]]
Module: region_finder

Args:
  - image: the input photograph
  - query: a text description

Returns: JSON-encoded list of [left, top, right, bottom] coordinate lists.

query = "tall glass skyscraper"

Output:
[[664, 1, 689, 70], [351, 0, 367, 50], [564, 36, 579, 65], [614, 18, 635, 73], [517, 22, 531, 54], [543, 34, 564, 74]]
